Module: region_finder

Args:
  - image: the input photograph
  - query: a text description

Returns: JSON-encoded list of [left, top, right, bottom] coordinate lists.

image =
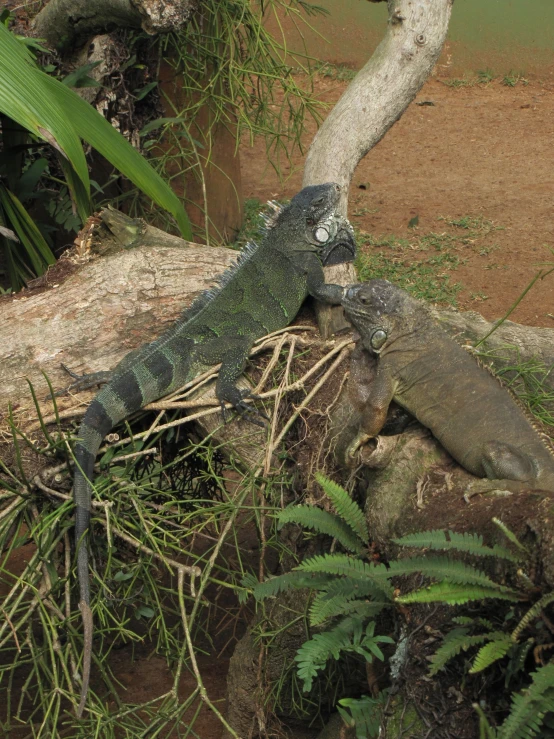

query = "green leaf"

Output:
[[135, 605, 155, 619], [0, 23, 192, 239], [294, 554, 394, 598], [134, 81, 158, 101], [397, 581, 519, 606], [39, 72, 192, 239], [469, 638, 513, 674], [62, 62, 103, 89], [315, 473, 369, 544], [387, 556, 512, 591], [0, 23, 90, 190], [393, 529, 522, 563], [252, 571, 332, 601], [278, 505, 364, 553]]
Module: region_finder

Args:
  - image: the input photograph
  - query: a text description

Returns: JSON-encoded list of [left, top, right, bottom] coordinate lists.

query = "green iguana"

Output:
[[71, 183, 355, 715], [341, 279, 554, 491]]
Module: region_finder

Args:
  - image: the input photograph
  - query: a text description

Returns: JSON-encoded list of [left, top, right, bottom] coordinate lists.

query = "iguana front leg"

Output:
[[201, 336, 268, 426], [346, 362, 396, 462]]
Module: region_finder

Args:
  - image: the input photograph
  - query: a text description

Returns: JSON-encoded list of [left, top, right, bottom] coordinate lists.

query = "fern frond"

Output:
[[277, 505, 363, 553], [295, 617, 391, 693], [500, 664, 554, 738], [295, 554, 394, 598], [294, 617, 361, 692], [393, 529, 521, 562], [428, 628, 491, 676], [309, 587, 387, 626], [469, 637, 513, 674], [387, 556, 511, 590], [452, 616, 495, 630], [505, 640, 534, 687], [315, 473, 369, 544], [397, 581, 519, 606], [492, 517, 529, 555], [252, 571, 332, 601], [511, 591, 554, 641], [337, 694, 386, 739]]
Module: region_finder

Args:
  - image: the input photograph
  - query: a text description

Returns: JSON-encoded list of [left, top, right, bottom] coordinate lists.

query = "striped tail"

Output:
[[72, 341, 194, 715], [73, 396, 114, 717]]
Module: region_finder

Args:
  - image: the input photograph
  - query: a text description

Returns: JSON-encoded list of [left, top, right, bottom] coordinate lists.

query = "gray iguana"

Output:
[[71, 183, 356, 715], [341, 279, 554, 491]]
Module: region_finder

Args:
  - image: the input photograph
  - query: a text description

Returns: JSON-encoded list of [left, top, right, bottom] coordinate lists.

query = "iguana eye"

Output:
[[314, 226, 330, 243], [306, 217, 315, 226], [370, 329, 387, 350]]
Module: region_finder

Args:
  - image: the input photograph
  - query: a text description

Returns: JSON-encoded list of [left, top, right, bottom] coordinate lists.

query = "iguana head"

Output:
[[277, 183, 356, 265], [342, 280, 426, 354]]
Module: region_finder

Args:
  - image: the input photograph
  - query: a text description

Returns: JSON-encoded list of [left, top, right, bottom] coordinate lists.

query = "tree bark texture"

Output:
[[31, 0, 195, 50], [0, 211, 235, 421], [302, 0, 453, 212]]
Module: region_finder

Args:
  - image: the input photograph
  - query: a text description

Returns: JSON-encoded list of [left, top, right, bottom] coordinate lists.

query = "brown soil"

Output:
[[240, 76, 554, 327]]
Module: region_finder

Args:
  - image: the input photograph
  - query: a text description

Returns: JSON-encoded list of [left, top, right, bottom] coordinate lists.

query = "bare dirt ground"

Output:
[[241, 76, 554, 327]]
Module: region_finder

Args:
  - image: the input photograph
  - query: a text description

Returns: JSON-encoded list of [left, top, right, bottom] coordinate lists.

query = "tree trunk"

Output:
[[303, 0, 453, 210], [303, 0, 453, 336]]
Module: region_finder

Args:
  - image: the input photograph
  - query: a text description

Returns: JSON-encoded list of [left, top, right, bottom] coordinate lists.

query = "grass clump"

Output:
[[355, 231, 464, 306]]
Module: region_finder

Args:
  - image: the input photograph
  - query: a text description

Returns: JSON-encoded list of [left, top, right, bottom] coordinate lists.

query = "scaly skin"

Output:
[[72, 183, 356, 715], [341, 280, 554, 491]]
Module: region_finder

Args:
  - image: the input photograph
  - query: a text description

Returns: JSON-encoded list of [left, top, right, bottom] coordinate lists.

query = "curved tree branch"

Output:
[[303, 0, 452, 210]]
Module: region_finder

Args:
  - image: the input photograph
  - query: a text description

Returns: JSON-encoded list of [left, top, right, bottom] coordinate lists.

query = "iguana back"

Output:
[[72, 183, 355, 715], [342, 280, 554, 490]]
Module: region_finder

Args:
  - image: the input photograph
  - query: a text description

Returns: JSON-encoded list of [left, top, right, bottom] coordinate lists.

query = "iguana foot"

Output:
[[220, 389, 269, 428], [47, 364, 113, 399], [463, 478, 521, 504], [346, 432, 373, 467]]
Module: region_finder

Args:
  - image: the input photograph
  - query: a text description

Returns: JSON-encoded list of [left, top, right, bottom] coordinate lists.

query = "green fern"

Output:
[[309, 586, 388, 626], [393, 529, 521, 563], [511, 591, 554, 641], [387, 556, 514, 591], [492, 518, 529, 555], [397, 581, 520, 606], [499, 664, 554, 738], [428, 628, 504, 676], [469, 637, 514, 674], [294, 617, 393, 692], [337, 693, 387, 739], [315, 473, 369, 544], [277, 505, 363, 553], [295, 554, 394, 597], [251, 571, 332, 601]]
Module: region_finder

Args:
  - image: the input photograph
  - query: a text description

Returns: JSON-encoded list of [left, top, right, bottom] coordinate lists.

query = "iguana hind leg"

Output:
[[481, 440, 537, 481], [49, 364, 113, 397]]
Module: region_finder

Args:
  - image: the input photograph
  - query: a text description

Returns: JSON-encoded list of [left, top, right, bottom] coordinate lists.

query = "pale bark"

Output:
[[303, 0, 453, 211], [31, 0, 195, 50], [0, 211, 235, 418]]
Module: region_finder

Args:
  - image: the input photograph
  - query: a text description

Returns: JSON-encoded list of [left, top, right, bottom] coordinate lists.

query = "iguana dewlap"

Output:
[[341, 280, 554, 491]]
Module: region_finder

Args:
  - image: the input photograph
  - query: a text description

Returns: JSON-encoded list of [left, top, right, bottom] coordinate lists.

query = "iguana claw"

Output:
[[220, 390, 269, 428], [46, 363, 112, 399]]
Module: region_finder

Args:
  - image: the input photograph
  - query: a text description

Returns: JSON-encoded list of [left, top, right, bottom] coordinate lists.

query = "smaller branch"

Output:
[[177, 568, 240, 739]]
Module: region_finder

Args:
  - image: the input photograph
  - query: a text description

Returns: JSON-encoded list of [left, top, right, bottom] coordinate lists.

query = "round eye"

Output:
[[314, 226, 330, 243], [359, 293, 371, 305], [306, 217, 314, 227], [370, 328, 387, 350]]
